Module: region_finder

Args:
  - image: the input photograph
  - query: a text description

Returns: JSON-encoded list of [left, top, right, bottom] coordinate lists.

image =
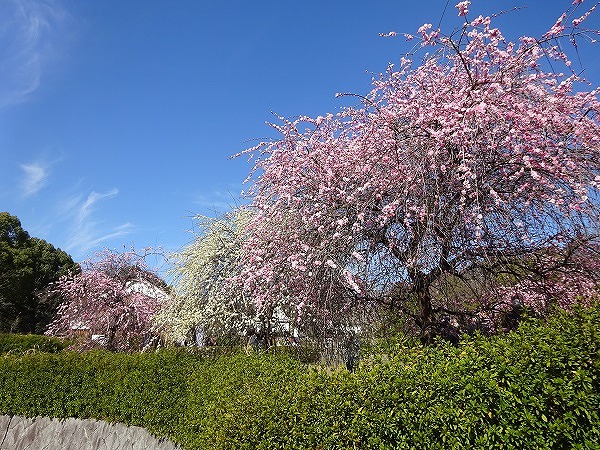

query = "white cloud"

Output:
[[19, 162, 48, 196], [64, 188, 135, 256], [19, 153, 64, 197], [0, 0, 73, 108]]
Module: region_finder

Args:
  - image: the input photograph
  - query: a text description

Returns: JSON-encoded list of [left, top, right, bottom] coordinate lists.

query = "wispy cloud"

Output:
[[63, 188, 135, 256], [18, 153, 64, 197], [19, 162, 48, 196], [0, 0, 73, 108], [77, 189, 119, 222]]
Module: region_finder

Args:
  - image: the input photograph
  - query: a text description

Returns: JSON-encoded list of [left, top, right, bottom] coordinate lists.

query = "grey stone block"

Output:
[[0, 415, 181, 450]]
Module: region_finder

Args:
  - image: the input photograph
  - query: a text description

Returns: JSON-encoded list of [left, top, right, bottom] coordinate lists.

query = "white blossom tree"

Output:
[[156, 209, 265, 344]]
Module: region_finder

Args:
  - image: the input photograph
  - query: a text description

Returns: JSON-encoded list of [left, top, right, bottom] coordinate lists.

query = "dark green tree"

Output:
[[0, 212, 79, 333]]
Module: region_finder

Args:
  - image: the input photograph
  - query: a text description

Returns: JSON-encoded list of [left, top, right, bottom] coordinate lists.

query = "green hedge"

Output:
[[0, 305, 598, 449], [0, 333, 67, 354]]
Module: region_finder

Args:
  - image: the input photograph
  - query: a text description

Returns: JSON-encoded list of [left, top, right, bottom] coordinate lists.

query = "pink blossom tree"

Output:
[[46, 248, 167, 351], [238, 1, 600, 343]]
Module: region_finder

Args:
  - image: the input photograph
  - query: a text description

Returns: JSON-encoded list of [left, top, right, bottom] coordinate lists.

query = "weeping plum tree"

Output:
[[156, 209, 266, 344], [46, 248, 167, 351], [238, 1, 600, 343]]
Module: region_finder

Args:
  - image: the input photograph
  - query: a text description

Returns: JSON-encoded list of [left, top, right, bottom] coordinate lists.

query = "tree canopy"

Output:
[[238, 2, 600, 343], [46, 248, 167, 351], [0, 212, 79, 333]]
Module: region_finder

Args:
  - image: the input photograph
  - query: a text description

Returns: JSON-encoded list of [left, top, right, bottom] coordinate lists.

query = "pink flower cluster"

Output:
[[456, 1, 470, 17]]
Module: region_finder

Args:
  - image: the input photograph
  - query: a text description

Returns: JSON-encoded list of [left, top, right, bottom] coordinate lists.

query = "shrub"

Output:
[[0, 305, 598, 449], [267, 341, 322, 364], [0, 333, 67, 354]]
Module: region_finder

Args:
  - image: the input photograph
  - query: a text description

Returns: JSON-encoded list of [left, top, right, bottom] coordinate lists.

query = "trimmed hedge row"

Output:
[[0, 305, 598, 449], [0, 333, 67, 354]]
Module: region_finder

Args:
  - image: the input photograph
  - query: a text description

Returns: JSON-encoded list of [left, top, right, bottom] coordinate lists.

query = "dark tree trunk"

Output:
[[106, 323, 118, 351], [418, 288, 435, 345]]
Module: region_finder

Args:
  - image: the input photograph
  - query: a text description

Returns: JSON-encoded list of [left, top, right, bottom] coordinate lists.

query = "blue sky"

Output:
[[1, 0, 598, 266]]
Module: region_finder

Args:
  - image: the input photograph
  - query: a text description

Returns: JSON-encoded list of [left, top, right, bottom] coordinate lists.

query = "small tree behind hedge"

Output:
[[46, 248, 167, 351]]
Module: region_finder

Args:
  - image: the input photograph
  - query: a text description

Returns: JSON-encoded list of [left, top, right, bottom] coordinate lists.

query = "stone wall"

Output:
[[0, 415, 181, 450]]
